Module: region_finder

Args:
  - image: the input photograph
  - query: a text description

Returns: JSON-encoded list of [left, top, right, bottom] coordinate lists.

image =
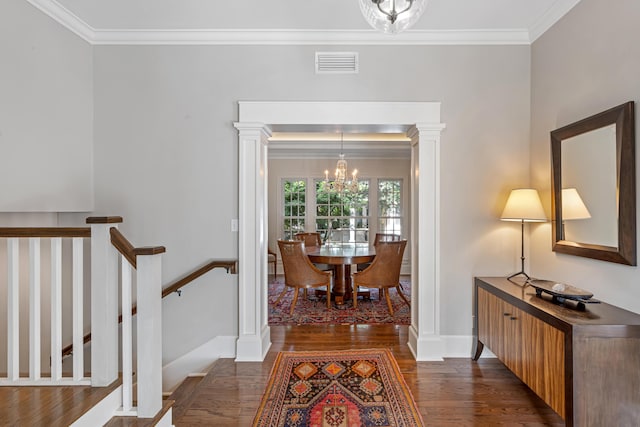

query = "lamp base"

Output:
[[507, 270, 530, 287]]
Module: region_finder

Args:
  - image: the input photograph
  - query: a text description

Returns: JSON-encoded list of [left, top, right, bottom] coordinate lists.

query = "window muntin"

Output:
[[378, 179, 402, 237], [282, 179, 306, 240], [315, 179, 369, 244]]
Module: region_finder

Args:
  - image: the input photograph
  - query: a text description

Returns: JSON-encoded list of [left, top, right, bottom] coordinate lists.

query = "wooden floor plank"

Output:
[[0, 379, 121, 427], [0, 325, 565, 426], [173, 325, 564, 426]]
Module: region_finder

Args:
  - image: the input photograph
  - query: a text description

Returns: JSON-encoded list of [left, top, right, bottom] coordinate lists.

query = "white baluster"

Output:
[[29, 238, 41, 381], [121, 258, 133, 412], [7, 238, 19, 381], [50, 237, 62, 381], [72, 237, 84, 381], [136, 253, 163, 418]]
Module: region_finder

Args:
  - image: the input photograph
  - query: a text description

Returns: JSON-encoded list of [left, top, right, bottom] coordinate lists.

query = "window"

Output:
[[315, 179, 370, 244], [282, 179, 306, 240], [378, 179, 402, 237]]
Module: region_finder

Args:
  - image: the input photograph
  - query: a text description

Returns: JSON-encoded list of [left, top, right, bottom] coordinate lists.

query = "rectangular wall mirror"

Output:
[[551, 101, 636, 265]]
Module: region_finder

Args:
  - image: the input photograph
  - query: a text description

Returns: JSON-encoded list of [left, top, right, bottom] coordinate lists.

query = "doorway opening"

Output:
[[234, 101, 445, 362]]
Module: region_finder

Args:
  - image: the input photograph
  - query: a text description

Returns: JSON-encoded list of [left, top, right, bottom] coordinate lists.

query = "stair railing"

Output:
[[0, 217, 166, 420], [0, 226, 91, 386], [88, 217, 165, 418]]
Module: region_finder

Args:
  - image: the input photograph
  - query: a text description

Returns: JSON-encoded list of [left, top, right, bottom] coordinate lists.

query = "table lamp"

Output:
[[501, 189, 547, 282]]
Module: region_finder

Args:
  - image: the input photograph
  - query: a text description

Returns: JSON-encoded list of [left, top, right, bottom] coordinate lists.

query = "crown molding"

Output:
[[26, 0, 94, 43], [28, 0, 579, 46], [529, 0, 582, 42], [90, 28, 531, 46]]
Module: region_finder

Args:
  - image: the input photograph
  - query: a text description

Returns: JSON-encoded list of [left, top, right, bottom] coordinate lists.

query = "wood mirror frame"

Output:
[[551, 101, 636, 265]]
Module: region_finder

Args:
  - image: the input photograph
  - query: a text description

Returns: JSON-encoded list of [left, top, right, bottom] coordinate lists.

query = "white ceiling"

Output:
[[30, 0, 582, 45]]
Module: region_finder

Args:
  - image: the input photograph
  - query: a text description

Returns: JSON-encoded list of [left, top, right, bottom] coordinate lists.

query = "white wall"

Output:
[[530, 0, 640, 314], [87, 43, 531, 363], [0, 0, 93, 212]]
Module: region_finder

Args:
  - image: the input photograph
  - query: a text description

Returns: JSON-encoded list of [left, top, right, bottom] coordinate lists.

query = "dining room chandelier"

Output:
[[323, 134, 359, 193], [358, 0, 428, 34]]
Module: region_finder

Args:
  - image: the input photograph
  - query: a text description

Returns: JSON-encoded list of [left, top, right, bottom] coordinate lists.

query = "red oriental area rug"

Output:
[[253, 349, 424, 427], [268, 277, 411, 326]]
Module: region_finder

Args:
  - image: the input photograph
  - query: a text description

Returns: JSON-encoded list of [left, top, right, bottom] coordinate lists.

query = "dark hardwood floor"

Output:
[[172, 324, 564, 426]]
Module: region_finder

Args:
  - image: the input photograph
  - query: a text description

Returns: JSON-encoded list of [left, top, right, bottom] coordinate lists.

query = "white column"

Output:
[[89, 221, 120, 386], [233, 122, 272, 362], [408, 123, 446, 361], [136, 253, 163, 418]]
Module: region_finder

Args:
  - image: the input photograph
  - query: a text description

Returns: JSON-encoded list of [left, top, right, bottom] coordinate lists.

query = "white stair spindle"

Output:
[[29, 238, 41, 381], [7, 238, 19, 381], [121, 258, 133, 412], [72, 237, 84, 381], [50, 237, 63, 381]]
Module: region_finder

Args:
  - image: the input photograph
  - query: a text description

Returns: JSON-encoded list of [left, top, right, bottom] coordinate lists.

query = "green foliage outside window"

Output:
[[283, 179, 306, 240]]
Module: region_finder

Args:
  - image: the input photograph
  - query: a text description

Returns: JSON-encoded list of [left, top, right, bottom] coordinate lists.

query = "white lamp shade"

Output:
[[501, 189, 547, 222], [359, 0, 428, 34], [562, 188, 591, 220]]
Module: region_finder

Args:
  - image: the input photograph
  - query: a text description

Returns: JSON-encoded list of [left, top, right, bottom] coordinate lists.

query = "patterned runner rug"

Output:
[[253, 349, 424, 427], [268, 277, 411, 325]]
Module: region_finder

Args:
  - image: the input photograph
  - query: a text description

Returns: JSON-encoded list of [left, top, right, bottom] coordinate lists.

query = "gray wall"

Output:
[[89, 44, 531, 362], [1, 2, 533, 363], [530, 0, 640, 313], [0, 0, 93, 212]]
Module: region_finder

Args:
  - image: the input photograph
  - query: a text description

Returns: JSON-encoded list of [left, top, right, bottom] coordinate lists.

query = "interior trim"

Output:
[[25, 0, 579, 46]]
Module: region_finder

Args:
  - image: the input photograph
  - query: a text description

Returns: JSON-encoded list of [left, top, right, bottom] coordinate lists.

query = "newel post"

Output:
[[87, 216, 122, 386], [135, 247, 165, 418]]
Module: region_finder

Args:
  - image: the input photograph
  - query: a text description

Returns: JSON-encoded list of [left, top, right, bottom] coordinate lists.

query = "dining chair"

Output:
[[294, 232, 322, 247], [294, 232, 332, 272], [268, 247, 277, 280], [277, 240, 332, 315], [353, 240, 409, 315], [357, 233, 402, 272]]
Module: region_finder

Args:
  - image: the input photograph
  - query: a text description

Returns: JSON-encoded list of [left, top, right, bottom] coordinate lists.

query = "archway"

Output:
[[234, 102, 445, 361]]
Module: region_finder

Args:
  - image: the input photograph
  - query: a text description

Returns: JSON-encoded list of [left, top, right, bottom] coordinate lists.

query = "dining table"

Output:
[[306, 244, 376, 305]]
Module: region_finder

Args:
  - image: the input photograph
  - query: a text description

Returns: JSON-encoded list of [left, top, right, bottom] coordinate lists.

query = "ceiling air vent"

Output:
[[315, 52, 359, 74]]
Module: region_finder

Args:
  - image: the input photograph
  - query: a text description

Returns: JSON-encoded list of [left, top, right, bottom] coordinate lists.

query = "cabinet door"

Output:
[[502, 302, 523, 379], [520, 311, 565, 418], [477, 288, 505, 360]]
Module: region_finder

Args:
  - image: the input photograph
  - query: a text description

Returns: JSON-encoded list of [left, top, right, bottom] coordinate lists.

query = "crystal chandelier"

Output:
[[358, 0, 428, 34], [323, 134, 359, 193]]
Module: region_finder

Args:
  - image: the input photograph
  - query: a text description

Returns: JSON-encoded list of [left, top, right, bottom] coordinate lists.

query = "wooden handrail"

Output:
[[109, 227, 166, 268], [0, 227, 91, 238], [62, 258, 237, 358], [162, 259, 237, 297], [86, 216, 123, 224], [110, 227, 137, 267]]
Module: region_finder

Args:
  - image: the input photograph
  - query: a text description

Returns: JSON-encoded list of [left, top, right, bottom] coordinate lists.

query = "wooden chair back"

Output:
[[355, 240, 406, 288], [373, 233, 401, 246], [268, 248, 277, 279], [278, 240, 331, 288], [294, 232, 322, 248], [277, 240, 332, 314]]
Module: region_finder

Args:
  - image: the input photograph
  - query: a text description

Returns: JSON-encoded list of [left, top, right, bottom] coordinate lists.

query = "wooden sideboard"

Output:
[[473, 277, 640, 427]]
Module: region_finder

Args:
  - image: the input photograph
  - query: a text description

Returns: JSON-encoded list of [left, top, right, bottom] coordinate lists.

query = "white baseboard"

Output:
[[162, 335, 237, 393], [439, 335, 496, 358]]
